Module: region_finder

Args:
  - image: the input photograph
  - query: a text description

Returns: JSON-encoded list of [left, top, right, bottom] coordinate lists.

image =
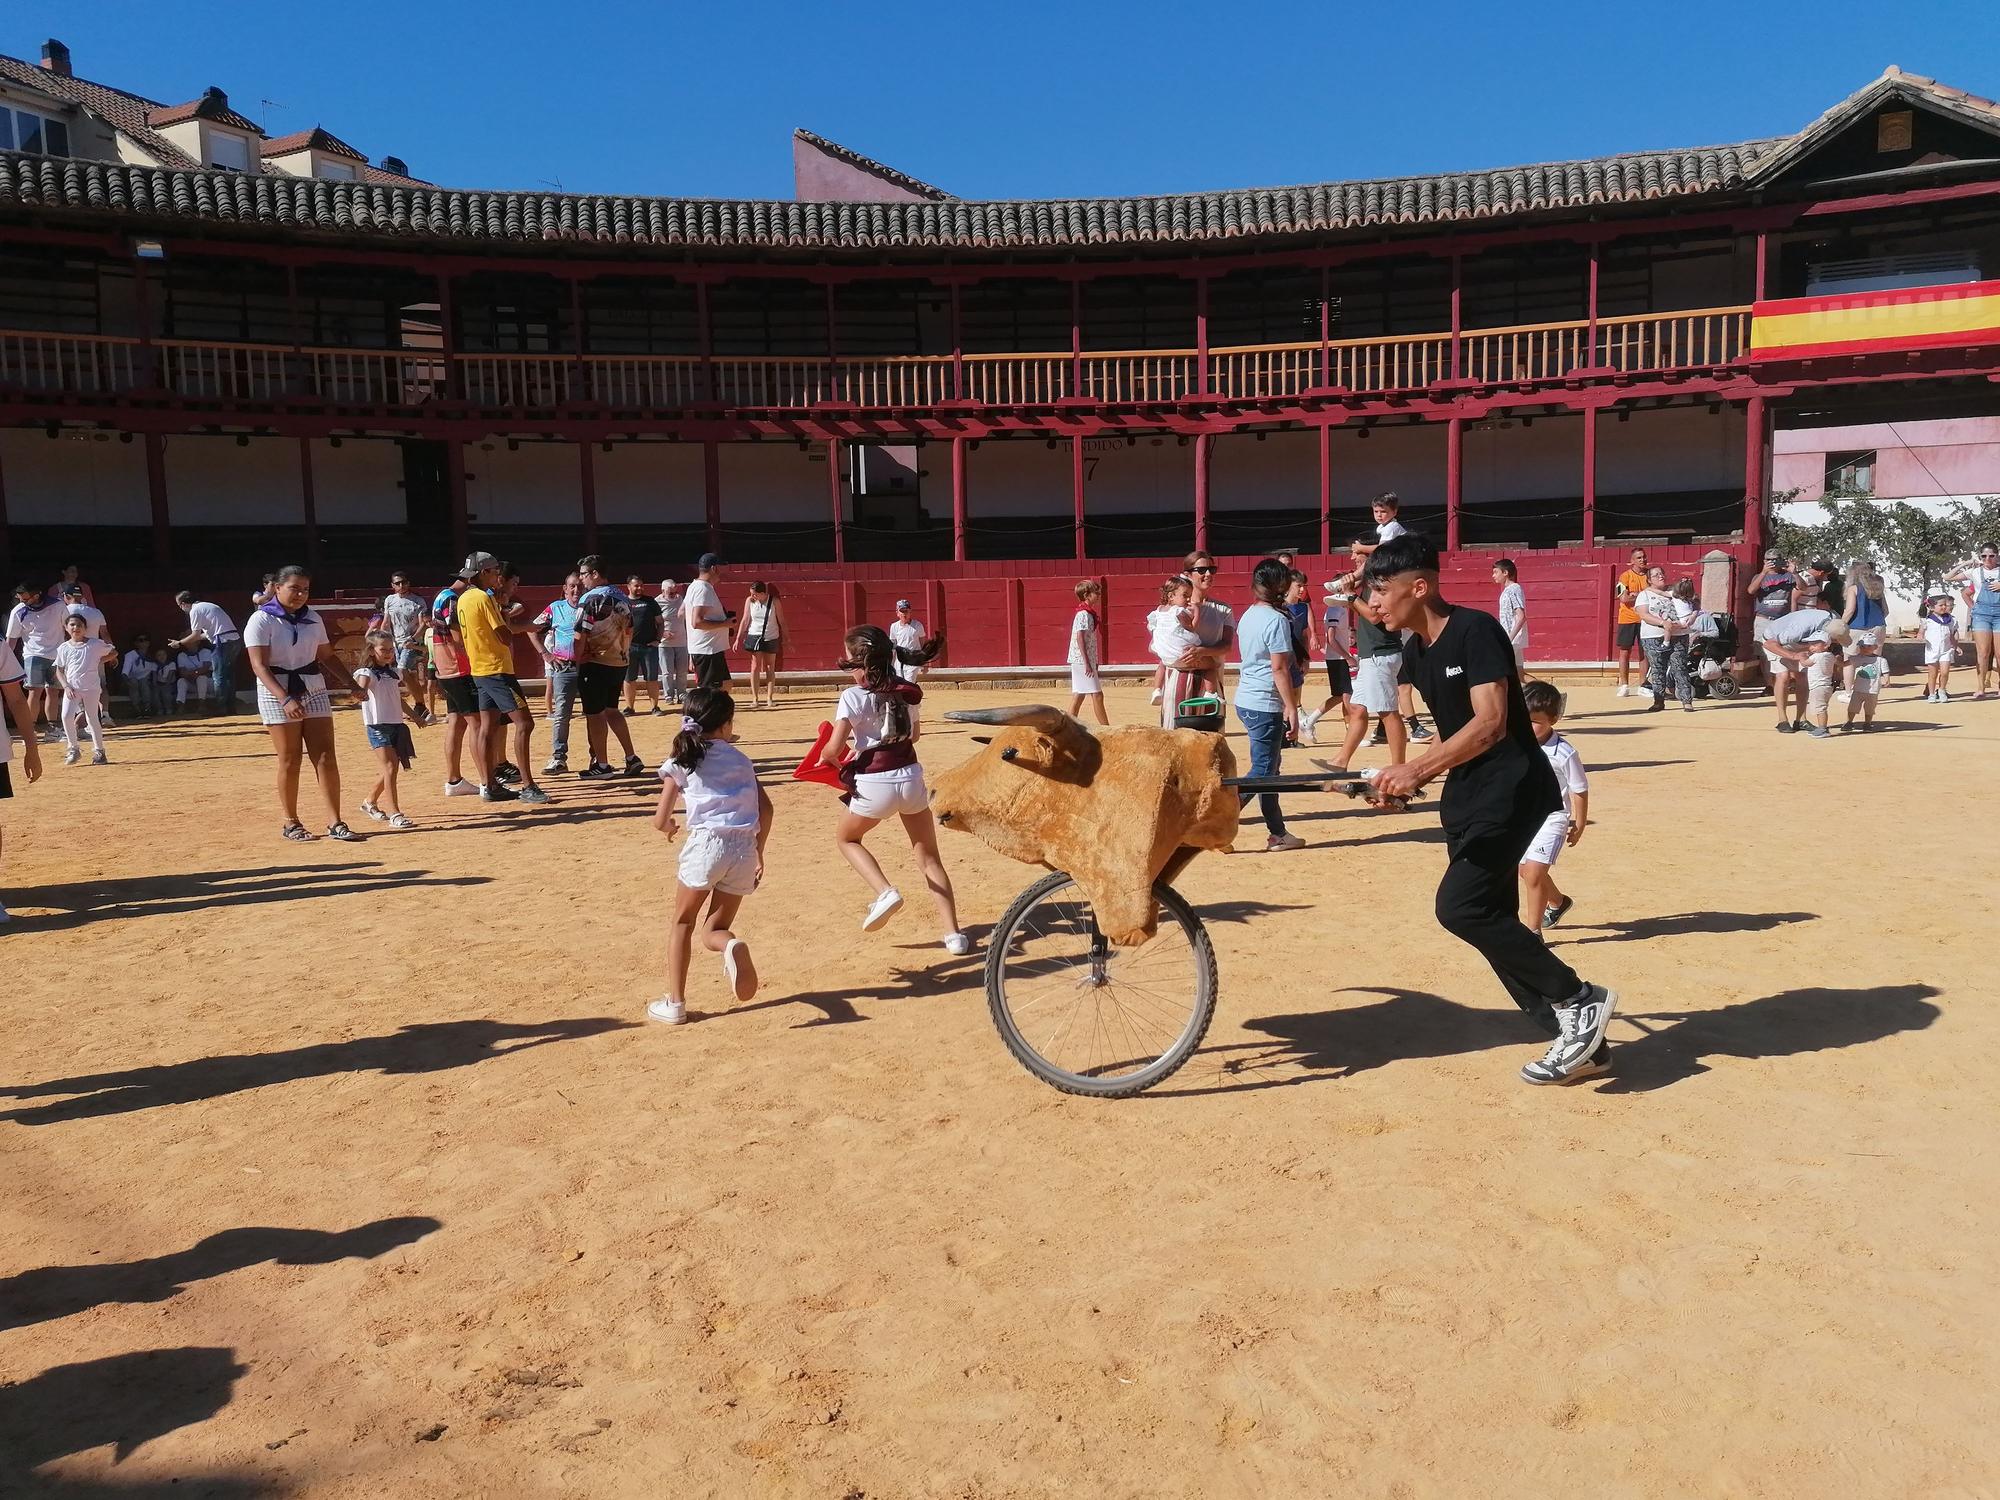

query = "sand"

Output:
[[0, 678, 1994, 1498]]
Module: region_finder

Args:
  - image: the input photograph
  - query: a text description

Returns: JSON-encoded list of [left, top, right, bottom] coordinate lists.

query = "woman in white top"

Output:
[[245, 565, 361, 842], [1629, 566, 1693, 712], [1943, 541, 2000, 697], [731, 581, 786, 710], [1157, 551, 1234, 729], [818, 624, 968, 955]]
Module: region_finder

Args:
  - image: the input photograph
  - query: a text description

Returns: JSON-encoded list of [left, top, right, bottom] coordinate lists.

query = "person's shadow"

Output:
[[1555, 911, 1817, 946], [0, 1018, 634, 1125], [0, 1346, 269, 1497], [0, 1217, 441, 1333], [13, 862, 492, 934]]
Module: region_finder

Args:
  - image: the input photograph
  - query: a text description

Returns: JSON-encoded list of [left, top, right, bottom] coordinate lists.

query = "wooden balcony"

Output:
[[0, 305, 1755, 412]]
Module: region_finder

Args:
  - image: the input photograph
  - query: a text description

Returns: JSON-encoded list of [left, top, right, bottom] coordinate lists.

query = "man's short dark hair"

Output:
[[577, 554, 606, 577], [1363, 532, 1439, 582], [1494, 557, 1518, 580]]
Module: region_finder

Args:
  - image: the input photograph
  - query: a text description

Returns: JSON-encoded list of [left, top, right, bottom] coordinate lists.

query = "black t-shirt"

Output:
[[627, 597, 662, 649], [1402, 605, 1559, 839], [1355, 612, 1401, 659]]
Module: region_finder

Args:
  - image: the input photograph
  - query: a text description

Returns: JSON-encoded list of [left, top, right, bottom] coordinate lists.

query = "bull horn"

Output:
[[943, 704, 1079, 731]]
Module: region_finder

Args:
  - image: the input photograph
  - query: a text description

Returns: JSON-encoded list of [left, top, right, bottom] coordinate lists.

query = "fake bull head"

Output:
[[932, 705, 1239, 946]]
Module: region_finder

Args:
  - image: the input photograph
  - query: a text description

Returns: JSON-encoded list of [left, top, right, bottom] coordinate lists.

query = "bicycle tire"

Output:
[[984, 870, 1218, 1098]]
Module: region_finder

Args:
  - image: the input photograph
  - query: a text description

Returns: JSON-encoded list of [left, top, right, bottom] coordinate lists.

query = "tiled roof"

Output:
[[1742, 67, 2000, 182], [0, 52, 198, 167], [263, 126, 366, 162], [793, 129, 953, 201], [146, 92, 263, 135]]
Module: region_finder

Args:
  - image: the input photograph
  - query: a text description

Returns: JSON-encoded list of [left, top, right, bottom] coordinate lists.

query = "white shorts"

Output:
[[1069, 664, 1102, 695], [1925, 647, 1953, 666], [849, 764, 929, 820], [1355, 655, 1400, 715], [1522, 811, 1570, 868], [677, 826, 759, 896], [256, 684, 333, 724]]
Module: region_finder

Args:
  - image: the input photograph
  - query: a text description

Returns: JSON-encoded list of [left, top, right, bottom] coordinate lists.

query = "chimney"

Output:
[[39, 39, 71, 77], [202, 85, 228, 111], [381, 155, 408, 178]]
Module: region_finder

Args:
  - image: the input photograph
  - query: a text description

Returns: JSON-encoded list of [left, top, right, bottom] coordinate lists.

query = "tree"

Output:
[[1773, 494, 2000, 599]]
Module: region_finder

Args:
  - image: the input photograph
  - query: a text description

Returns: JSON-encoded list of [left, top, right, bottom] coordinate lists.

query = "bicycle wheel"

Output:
[[984, 870, 1217, 1098]]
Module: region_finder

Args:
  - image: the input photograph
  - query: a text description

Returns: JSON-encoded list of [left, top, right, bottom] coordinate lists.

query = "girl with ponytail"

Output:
[[647, 687, 771, 1026], [818, 625, 970, 956]]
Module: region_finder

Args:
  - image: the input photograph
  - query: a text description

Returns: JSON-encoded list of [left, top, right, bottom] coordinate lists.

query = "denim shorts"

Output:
[[395, 646, 425, 673], [474, 674, 528, 714], [24, 656, 56, 688], [367, 722, 416, 767]]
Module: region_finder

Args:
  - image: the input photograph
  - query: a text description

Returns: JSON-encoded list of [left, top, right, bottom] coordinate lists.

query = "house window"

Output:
[[205, 131, 252, 172], [319, 160, 356, 182], [1826, 449, 1877, 496], [0, 106, 72, 157]]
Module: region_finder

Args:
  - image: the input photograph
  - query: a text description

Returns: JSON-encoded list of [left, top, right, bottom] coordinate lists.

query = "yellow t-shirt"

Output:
[[456, 587, 515, 678], [1616, 569, 1648, 627]]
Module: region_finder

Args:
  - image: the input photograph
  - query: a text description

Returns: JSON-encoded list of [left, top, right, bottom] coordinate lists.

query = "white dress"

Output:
[[1068, 609, 1102, 694]]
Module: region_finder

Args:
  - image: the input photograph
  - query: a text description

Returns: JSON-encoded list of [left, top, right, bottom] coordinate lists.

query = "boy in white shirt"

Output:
[[52, 613, 115, 765], [1348, 492, 1408, 564], [120, 634, 162, 717], [1493, 559, 1529, 669], [1519, 682, 1589, 934]]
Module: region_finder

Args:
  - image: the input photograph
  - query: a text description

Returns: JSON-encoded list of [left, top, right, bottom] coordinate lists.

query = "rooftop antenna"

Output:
[[538, 176, 564, 192], [260, 98, 287, 133]]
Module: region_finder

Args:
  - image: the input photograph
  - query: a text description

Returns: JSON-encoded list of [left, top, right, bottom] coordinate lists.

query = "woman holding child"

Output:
[[1155, 551, 1234, 729]]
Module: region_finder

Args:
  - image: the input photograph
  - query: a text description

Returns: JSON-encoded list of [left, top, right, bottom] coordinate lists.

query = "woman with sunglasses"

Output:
[[1945, 542, 2000, 697], [1157, 552, 1235, 729]]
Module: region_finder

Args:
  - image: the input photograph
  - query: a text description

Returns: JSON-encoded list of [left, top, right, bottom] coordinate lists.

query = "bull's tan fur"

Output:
[[931, 719, 1238, 945]]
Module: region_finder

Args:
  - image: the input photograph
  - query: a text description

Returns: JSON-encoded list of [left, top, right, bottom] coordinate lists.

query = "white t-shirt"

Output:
[[1068, 609, 1098, 670], [7, 599, 68, 659], [354, 664, 406, 727], [1149, 606, 1201, 666], [176, 649, 213, 675], [1635, 588, 1677, 641], [121, 649, 153, 682], [0, 636, 21, 686], [381, 593, 427, 649], [836, 684, 919, 758], [1376, 519, 1408, 544], [663, 739, 760, 833], [187, 600, 239, 644], [657, 594, 686, 649], [888, 618, 926, 681], [684, 579, 728, 655], [58, 601, 107, 641], [1497, 582, 1528, 646], [1923, 617, 1958, 657], [244, 607, 330, 673], [54, 638, 114, 695], [1320, 599, 1355, 661], [1541, 733, 1588, 796]]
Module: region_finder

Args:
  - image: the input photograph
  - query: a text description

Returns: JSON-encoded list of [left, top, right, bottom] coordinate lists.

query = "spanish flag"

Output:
[[1751, 279, 2000, 361]]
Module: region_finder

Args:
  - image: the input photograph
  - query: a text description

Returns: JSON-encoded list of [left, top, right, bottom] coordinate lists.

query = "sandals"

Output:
[[281, 822, 313, 842], [326, 822, 362, 842], [388, 813, 416, 830]]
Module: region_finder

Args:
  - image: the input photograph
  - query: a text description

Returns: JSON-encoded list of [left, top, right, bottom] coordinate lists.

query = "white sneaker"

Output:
[[1148, 689, 1162, 706], [722, 938, 759, 1002], [862, 887, 904, 932], [1298, 709, 1321, 745], [62, 747, 79, 766], [1615, 684, 1630, 698], [942, 931, 973, 957], [443, 778, 479, 797], [646, 997, 687, 1025]]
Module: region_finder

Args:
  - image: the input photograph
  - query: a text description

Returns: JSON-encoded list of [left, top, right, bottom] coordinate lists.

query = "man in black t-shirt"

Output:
[[1363, 534, 1619, 1085], [621, 573, 664, 717]]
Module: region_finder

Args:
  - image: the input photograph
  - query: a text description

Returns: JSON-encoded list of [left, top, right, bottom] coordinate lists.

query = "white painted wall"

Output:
[[1211, 431, 1315, 512], [0, 429, 150, 525], [1082, 436, 1194, 516], [595, 441, 705, 525], [162, 435, 303, 525], [1463, 414, 1582, 503], [310, 438, 406, 526], [718, 441, 831, 523], [464, 440, 583, 527], [1330, 421, 1446, 507], [959, 438, 1070, 518], [1596, 403, 1744, 494]]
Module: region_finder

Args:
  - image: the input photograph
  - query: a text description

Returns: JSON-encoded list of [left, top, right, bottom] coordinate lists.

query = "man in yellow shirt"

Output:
[[457, 552, 551, 805], [1613, 546, 1648, 697]]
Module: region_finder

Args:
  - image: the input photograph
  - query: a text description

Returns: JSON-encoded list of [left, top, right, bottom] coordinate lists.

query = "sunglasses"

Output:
[[1189, 565, 1217, 574]]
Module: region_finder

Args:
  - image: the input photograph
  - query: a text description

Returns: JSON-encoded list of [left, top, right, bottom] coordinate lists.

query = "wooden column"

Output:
[[437, 272, 461, 401], [579, 440, 599, 555], [949, 282, 965, 400], [1071, 434, 1087, 561], [951, 435, 968, 562], [144, 433, 171, 566], [1069, 278, 1082, 398], [1449, 255, 1463, 380], [1585, 241, 1600, 367], [1753, 231, 1769, 299], [132, 256, 160, 391], [1581, 407, 1598, 547], [445, 438, 468, 560], [694, 281, 714, 403], [827, 437, 846, 564], [284, 264, 306, 398], [1192, 434, 1211, 555], [570, 278, 588, 402], [298, 437, 321, 574], [703, 439, 722, 555], [1319, 264, 1332, 387], [1744, 394, 1768, 555], [1444, 416, 1463, 553], [1195, 275, 1210, 396], [1317, 422, 1332, 558]]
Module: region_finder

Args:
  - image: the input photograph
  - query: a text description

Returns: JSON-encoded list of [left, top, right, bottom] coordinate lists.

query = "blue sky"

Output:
[[17, 1, 2000, 199]]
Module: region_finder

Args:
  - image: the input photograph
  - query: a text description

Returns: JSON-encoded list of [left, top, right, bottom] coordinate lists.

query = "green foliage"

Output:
[[1773, 495, 2000, 598]]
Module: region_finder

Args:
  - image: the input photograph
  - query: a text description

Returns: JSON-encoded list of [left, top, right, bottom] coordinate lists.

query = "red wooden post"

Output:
[[827, 436, 845, 564], [694, 280, 714, 403], [1072, 434, 1087, 561], [298, 436, 321, 574], [570, 277, 588, 402], [132, 255, 160, 391], [284, 263, 305, 398], [842, 580, 861, 638], [1744, 394, 1768, 555], [1444, 416, 1463, 552], [1195, 275, 1209, 396], [1449, 254, 1462, 380], [949, 281, 964, 401], [924, 578, 945, 667], [1193, 434, 1211, 555], [579, 439, 599, 555], [437, 271, 461, 401], [1069, 277, 1082, 399], [1580, 406, 1598, 547], [825, 281, 839, 402], [1753, 231, 1769, 299], [445, 438, 468, 560], [1319, 264, 1331, 387], [951, 434, 968, 562], [1005, 575, 1025, 666], [144, 433, 171, 565], [703, 439, 722, 555], [1317, 422, 1332, 557], [1585, 241, 1600, 368]]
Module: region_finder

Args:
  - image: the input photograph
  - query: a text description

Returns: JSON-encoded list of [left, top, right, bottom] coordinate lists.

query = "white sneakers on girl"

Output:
[[942, 932, 973, 957], [722, 939, 759, 1002], [862, 887, 904, 931], [647, 997, 687, 1025]]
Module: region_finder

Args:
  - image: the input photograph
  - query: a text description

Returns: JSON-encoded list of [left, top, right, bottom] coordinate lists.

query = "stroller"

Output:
[[1689, 610, 1740, 698]]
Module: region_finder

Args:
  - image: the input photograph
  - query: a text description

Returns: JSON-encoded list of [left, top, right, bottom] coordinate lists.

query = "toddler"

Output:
[[354, 631, 418, 828], [1922, 595, 1959, 703], [1519, 681, 1589, 934], [1148, 575, 1201, 706]]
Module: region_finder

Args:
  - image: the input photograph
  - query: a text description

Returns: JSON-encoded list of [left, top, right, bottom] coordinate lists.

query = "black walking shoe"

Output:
[[1406, 717, 1434, 743], [576, 762, 616, 780], [1543, 895, 1574, 929], [494, 761, 522, 785], [623, 754, 648, 777]]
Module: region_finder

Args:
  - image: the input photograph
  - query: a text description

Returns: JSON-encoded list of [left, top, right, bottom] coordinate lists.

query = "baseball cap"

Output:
[[60, 581, 84, 596], [895, 599, 912, 610], [697, 552, 725, 570], [459, 551, 500, 579]]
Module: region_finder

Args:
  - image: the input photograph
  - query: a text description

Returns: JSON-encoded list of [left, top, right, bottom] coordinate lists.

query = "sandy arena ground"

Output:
[[0, 673, 1994, 1498]]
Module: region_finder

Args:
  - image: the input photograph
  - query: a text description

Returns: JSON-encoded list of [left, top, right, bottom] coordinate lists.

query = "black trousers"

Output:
[[1434, 807, 1584, 1035]]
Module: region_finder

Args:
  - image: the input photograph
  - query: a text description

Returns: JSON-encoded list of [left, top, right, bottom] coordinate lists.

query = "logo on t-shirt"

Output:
[[1444, 665, 1463, 678]]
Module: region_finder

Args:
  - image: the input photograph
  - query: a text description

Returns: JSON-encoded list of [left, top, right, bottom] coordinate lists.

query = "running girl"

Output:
[[819, 625, 971, 955], [1068, 579, 1108, 725], [354, 631, 418, 828], [648, 688, 772, 1025], [1519, 681, 1588, 933]]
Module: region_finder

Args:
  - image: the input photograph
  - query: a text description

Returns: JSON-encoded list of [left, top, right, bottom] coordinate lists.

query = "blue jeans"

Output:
[[546, 664, 579, 760], [1235, 705, 1288, 837], [211, 637, 242, 710]]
